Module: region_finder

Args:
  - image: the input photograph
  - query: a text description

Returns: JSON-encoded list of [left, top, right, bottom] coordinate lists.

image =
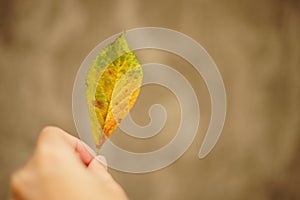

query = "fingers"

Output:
[[87, 156, 111, 181], [87, 157, 128, 200], [87, 156, 107, 172], [37, 126, 94, 165], [10, 126, 127, 200]]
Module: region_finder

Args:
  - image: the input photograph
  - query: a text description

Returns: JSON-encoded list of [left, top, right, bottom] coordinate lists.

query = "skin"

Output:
[[10, 126, 128, 200]]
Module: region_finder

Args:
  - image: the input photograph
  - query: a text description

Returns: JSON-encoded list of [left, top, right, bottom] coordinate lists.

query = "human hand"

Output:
[[10, 126, 128, 200]]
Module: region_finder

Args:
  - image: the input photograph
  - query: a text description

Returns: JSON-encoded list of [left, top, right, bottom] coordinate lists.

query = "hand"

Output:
[[10, 126, 128, 200]]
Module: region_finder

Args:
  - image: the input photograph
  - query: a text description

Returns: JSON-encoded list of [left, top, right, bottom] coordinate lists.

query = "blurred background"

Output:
[[0, 0, 299, 199]]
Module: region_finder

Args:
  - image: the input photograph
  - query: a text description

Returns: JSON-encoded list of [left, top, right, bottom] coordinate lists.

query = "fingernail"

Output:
[[81, 141, 96, 157], [95, 155, 108, 168]]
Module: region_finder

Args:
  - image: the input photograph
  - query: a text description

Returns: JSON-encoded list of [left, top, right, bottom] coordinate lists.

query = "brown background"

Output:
[[0, 0, 299, 199]]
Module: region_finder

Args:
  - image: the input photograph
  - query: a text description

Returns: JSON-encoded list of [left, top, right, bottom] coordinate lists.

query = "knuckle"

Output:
[[10, 169, 32, 199], [37, 126, 62, 149], [10, 170, 24, 191], [39, 126, 61, 140], [35, 129, 61, 163], [35, 126, 67, 168]]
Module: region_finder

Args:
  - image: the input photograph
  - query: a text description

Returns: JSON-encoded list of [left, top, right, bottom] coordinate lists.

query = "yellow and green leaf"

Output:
[[85, 33, 143, 149]]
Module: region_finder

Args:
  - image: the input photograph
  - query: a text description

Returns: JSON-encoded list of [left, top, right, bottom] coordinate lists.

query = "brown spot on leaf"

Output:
[[93, 100, 103, 108]]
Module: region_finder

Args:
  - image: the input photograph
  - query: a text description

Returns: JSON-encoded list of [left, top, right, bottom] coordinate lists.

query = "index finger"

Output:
[[39, 126, 96, 166]]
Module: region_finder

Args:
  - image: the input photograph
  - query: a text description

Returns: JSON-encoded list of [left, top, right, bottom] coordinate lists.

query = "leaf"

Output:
[[85, 33, 143, 149]]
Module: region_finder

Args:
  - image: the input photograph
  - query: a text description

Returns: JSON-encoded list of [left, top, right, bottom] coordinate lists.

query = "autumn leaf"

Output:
[[85, 33, 143, 149]]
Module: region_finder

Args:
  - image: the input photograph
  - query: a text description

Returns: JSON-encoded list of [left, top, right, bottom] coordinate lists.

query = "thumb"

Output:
[[87, 156, 109, 178], [94, 155, 108, 169]]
